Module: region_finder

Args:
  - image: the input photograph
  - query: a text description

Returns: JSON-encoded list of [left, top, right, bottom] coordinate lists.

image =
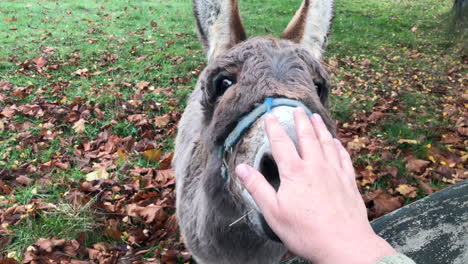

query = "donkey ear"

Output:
[[282, 0, 334, 59], [193, 0, 247, 61]]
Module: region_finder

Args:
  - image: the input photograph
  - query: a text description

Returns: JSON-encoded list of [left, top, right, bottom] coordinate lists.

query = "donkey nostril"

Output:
[[259, 155, 280, 191]]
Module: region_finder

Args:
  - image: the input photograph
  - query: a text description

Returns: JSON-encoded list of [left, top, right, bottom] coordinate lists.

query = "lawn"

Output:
[[0, 0, 466, 263]]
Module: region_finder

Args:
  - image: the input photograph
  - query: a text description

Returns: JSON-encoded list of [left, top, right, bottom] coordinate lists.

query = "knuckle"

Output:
[[290, 161, 305, 175], [246, 173, 263, 196], [299, 127, 315, 138]]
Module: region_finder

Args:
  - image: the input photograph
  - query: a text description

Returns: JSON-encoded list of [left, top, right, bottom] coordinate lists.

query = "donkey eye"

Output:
[[214, 75, 236, 96]]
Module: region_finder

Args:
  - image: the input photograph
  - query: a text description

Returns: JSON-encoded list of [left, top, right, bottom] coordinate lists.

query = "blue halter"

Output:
[[218, 97, 314, 180]]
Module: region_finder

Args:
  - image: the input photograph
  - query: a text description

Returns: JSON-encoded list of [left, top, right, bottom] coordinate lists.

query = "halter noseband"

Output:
[[218, 97, 314, 180]]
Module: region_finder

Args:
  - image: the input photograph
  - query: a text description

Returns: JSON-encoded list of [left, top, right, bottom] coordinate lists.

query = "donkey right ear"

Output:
[[282, 0, 334, 59], [193, 0, 247, 62]]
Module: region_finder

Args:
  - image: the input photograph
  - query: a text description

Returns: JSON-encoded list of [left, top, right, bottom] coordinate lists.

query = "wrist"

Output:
[[314, 233, 397, 264]]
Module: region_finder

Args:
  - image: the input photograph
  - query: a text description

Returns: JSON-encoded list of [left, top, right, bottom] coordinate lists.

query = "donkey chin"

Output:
[[174, 0, 336, 263]]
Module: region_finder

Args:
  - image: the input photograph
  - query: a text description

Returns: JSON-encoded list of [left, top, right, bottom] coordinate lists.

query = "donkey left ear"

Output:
[[193, 0, 247, 62], [282, 0, 334, 59]]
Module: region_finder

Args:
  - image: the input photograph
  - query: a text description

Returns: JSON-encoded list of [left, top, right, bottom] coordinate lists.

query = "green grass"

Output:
[[6, 203, 101, 259], [0, 0, 463, 261]]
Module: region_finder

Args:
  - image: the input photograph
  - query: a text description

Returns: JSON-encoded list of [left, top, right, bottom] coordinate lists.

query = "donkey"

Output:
[[174, 0, 336, 263]]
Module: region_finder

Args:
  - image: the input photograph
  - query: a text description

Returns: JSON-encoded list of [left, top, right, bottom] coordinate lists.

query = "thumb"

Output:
[[235, 164, 278, 217]]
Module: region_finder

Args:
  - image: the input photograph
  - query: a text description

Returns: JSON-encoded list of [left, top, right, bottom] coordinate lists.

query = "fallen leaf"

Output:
[[395, 184, 417, 198], [142, 149, 161, 162], [365, 190, 404, 218], [34, 237, 66, 253], [404, 155, 430, 173], [15, 176, 33, 186], [154, 114, 171, 128], [360, 59, 371, 66], [158, 152, 174, 170], [397, 139, 419, 144], [32, 57, 47, 73], [104, 229, 122, 240], [441, 133, 461, 144], [417, 180, 433, 195], [137, 81, 151, 90], [85, 167, 109, 181], [72, 119, 86, 133], [73, 68, 89, 76]]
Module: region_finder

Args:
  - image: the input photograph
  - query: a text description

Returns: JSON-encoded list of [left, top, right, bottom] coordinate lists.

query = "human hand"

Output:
[[235, 108, 397, 264]]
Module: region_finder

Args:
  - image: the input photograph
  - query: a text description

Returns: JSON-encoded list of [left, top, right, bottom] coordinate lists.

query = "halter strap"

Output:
[[219, 97, 314, 180]]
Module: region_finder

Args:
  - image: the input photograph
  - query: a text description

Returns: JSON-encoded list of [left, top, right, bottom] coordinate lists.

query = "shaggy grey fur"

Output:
[[174, 1, 335, 263], [174, 38, 336, 264]]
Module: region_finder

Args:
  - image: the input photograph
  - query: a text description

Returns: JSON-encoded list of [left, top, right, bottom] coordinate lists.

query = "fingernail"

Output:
[[312, 113, 323, 123], [264, 113, 275, 121], [236, 164, 250, 181], [294, 107, 306, 114]]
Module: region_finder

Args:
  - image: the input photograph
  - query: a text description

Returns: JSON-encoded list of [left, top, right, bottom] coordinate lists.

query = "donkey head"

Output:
[[193, 0, 335, 243]]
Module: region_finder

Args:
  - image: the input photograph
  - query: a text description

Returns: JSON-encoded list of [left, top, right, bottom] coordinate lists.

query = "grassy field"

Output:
[[0, 0, 466, 262]]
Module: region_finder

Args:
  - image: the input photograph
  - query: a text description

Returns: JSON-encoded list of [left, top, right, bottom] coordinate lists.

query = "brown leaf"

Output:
[[441, 133, 461, 144], [158, 152, 174, 170], [104, 229, 122, 240], [368, 111, 385, 122], [161, 249, 179, 262], [73, 68, 89, 76], [55, 162, 69, 170], [395, 184, 417, 198], [1, 106, 16, 118], [0, 258, 17, 264], [72, 119, 86, 133], [32, 57, 47, 73], [142, 149, 162, 162], [127, 113, 147, 123], [385, 166, 398, 177], [347, 137, 368, 151], [417, 180, 433, 195], [404, 155, 430, 173], [369, 191, 404, 218], [127, 204, 166, 224], [0, 180, 13, 194], [360, 59, 371, 66], [34, 237, 66, 253], [457, 127, 468, 137], [156, 169, 175, 185], [154, 114, 171, 128], [15, 175, 33, 186], [137, 81, 151, 90]]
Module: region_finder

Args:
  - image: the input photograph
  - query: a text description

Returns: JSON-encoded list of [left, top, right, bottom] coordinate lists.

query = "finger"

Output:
[[334, 139, 357, 188], [236, 164, 279, 217], [333, 139, 344, 168], [293, 107, 321, 160], [310, 114, 340, 168], [264, 114, 301, 170]]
